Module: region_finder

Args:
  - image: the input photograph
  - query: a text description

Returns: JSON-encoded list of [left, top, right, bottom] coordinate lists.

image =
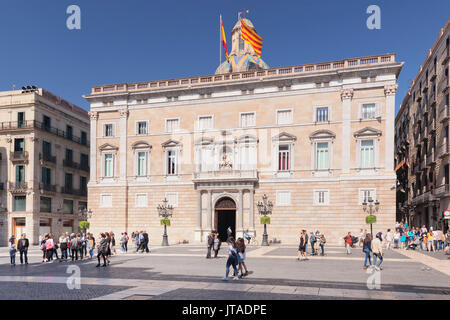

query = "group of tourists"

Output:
[[221, 237, 249, 281], [131, 231, 150, 253], [297, 230, 327, 261]]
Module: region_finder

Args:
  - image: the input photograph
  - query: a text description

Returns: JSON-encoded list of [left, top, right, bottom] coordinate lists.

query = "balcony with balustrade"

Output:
[[10, 151, 28, 162], [193, 169, 258, 183], [411, 190, 434, 206], [434, 184, 450, 198], [8, 181, 28, 193], [39, 183, 57, 193], [63, 159, 79, 170], [39, 152, 56, 164]]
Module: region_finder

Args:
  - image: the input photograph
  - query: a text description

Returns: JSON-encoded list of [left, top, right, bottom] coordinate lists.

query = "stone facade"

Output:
[[84, 19, 402, 245], [395, 18, 450, 231], [0, 88, 90, 245]]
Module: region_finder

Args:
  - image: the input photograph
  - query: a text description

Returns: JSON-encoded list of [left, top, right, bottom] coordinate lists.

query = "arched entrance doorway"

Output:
[[215, 197, 236, 242]]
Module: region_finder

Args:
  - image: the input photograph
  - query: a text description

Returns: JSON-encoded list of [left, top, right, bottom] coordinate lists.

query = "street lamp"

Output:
[[157, 198, 173, 246], [362, 197, 380, 237], [257, 194, 273, 246], [78, 208, 93, 221]]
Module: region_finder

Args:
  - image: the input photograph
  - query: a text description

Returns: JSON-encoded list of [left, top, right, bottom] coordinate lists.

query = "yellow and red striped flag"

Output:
[[221, 16, 229, 62], [240, 18, 263, 57]]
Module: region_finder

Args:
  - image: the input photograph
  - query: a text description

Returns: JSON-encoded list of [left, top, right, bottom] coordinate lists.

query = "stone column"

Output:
[[195, 190, 202, 241], [384, 84, 398, 172], [207, 190, 212, 231], [249, 189, 255, 232], [237, 189, 244, 238], [119, 109, 129, 181], [88, 111, 98, 182], [341, 89, 353, 173]]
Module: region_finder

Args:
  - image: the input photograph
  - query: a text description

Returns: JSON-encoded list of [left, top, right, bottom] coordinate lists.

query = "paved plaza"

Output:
[[0, 244, 449, 300]]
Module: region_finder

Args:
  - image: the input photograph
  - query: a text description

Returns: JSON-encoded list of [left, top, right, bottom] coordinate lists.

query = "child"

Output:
[[9, 244, 17, 266]]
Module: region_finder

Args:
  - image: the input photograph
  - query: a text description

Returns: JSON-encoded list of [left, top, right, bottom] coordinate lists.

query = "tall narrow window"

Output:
[[278, 145, 290, 171], [14, 196, 26, 212], [65, 173, 73, 191], [167, 150, 177, 175], [104, 124, 114, 137], [361, 104, 376, 119], [14, 138, 24, 152], [360, 140, 374, 168], [81, 131, 87, 145], [43, 115, 51, 131], [316, 107, 329, 122], [104, 154, 113, 177], [66, 125, 73, 140], [42, 167, 51, 185], [316, 142, 329, 169], [16, 165, 25, 188], [17, 112, 25, 128], [137, 121, 148, 135], [137, 152, 146, 176]]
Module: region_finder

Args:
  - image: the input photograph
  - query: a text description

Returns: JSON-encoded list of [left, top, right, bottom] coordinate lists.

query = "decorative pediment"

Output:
[[236, 134, 259, 144], [162, 139, 182, 148], [309, 130, 336, 141], [131, 141, 152, 149], [195, 137, 214, 145], [353, 127, 382, 138], [99, 143, 118, 151], [272, 132, 297, 142]]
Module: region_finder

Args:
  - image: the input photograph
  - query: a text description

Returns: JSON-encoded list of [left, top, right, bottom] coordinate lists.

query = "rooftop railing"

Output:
[[90, 54, 397, 95]]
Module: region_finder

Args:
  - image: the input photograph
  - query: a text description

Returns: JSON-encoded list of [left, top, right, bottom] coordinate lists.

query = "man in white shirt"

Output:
[[385, 229, 393, 250]]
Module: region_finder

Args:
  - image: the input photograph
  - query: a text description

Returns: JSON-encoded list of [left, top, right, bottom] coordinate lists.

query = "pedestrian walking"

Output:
[[45, 234, 55, 262], [206, 232, 214, 259], [105, 232, 111, 264], [344, 232, 352, 254], [362, 233, 372, 270], [143, 231, 149, 253], [385, 229, 393, 250], [213, 234, 221, 258], [393, 230, 400, 249], [87, 233, 95, 259], [221, 238, 239, 281], [319, 234, 326, 256], [9, 244, 17, 266], [17, 233, 29, 265], [96, 233, 108, 267], [226, 226, 233, 241], [310, 232, 317, 255], [371, 232, 383, 270], [297, 230, 308, 261], [236, 238, 248, 278]]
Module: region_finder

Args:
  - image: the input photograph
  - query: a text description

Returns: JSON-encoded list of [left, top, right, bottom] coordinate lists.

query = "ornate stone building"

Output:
[[395, 19, 450, 231], [84, 18, 403, 244], [0, 88, 90, 245]]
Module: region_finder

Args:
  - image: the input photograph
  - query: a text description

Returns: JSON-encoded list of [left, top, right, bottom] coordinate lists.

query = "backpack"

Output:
[[45, 239, 53, 250], [71, 238, 79, 249]]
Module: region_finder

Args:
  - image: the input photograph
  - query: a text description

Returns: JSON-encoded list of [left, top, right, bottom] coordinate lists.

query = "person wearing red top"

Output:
[[344, 232, 352, 255]]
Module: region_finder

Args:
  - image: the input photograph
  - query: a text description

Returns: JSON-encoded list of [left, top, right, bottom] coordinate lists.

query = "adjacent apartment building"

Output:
[[0, 88, 90, 245], [395, 18, 450, 231], [84, 18, 403, 244]]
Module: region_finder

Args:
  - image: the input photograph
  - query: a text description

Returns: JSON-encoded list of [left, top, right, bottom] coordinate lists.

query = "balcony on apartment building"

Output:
[[439, 103, 450, 123], [434, 184, 450, 198], [412, 189, 435, 206], [0, 120, 89, 147], [39, 152, 56, 164], [438, 74, 449, 94], [63, 159, 79, 170], [8, 181, 28, 193], [428, 116, 436, 133], [193, 169, 258, 182], [60, 186, 87, 197], [442, 46, 450, 65], [79, 162, 90, 173], [10, 151, 29, 162], [426, 149, 436, 166], [439, 142, 450, 158], [39, 183, 57, 193]]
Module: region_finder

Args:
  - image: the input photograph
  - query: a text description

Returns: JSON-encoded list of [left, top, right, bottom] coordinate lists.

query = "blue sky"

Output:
[[0, 0, 448, 112]]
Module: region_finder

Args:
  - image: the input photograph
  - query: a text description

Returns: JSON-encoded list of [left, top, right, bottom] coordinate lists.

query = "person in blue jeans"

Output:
[[222, 238, 239, 281], [362, 234, 372, 270]]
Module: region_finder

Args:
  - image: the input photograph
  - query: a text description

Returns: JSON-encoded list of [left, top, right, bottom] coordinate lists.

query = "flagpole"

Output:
[[219, 14, 222, 67]]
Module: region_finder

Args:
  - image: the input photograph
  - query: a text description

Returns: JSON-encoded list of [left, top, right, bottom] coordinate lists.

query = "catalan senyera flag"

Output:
[[240, 18, 263, 57], [221, 17, 229, 62]]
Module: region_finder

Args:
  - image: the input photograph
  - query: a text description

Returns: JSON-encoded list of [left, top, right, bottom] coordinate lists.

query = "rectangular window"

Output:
[[43, 115, 51, 131], [79, 176, 87, 192], [314, 190, 330, 205], [135, 193, 148, 208], [165, 192, 178, 207], [40, 197, 52, 213], [136, 121, 148, 135], [104, 154, 113, 177], [240, 112, 256, 127], [63, 199, 74, 214], [276, 191, 291, 206], [42, 167, 51, 185], [361, 104, 376, 119], [166, 119, 180, 132], [80, 153, 89, 169], [278, 145, 290, 171], [81, 131, 87, 145], [277, 110, 293, 125], [316, 107, 329, 122], [65, 149, 73, 162], [359, 188, 376, 204], [100, 194, 113, 208], [43, 141, 51, 157], [104, 124, 114, 137], [316, 142, 329, 170], [78, 201, 87, 212], [65, 173, 73, 190], [14, 138, 24, 152], [66, 125, 73, 140], [16, 165, 25, 183], [167, 150, 177, 175], [198, 116, 213, 130], [360, 140, 374, 168], [13, 196, 26, 212], [137, 152, 147, 176], [17, 112, 25, 128]]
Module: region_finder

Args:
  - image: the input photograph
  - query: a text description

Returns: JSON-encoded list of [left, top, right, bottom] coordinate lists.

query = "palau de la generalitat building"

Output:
[[83, 18, 403, 245]]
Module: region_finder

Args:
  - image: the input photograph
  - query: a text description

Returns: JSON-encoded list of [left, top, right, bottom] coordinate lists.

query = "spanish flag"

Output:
[[221, 16, 229, 62], [240, 18, 263, 57]]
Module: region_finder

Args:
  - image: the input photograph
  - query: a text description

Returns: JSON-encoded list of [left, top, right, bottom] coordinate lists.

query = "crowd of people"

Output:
[[297, 230, 327, 261]]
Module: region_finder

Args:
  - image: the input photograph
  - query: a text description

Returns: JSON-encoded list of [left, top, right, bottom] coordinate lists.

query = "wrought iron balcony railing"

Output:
[[10, 151, 28, 161]]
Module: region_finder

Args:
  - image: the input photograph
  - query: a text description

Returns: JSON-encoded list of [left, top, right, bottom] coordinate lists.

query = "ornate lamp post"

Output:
[[257, 194, 273, 246], [362, 197, 379, 238], [157, 198, 173, 246], [78, 208, 93, 233]]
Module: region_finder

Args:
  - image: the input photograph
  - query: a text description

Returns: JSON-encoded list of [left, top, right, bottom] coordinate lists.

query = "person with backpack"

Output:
[[221, 238, 239, 281], [45, 234, 55, 262], [70, 234, 79, 261], [80, 233, 87, 259], [206, 232, 214, 259], [319, 234, 326, 256], [9, 244, 17, 266], [371, 232, 384, 270], [96, 233, 108, 267], [309, 232, 317, 255]]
